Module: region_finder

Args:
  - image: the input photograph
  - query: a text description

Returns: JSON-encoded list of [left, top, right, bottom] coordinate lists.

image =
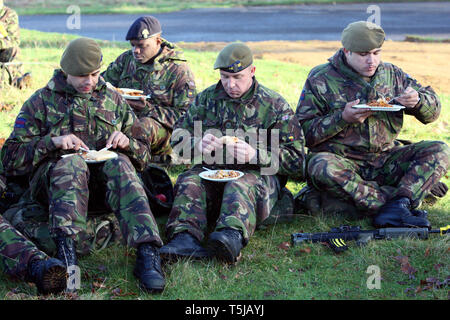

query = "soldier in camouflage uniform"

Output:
[[160, 43, 306, 264], [295, 21, 450, 228], [0, 162, 67, 295], [102, 16, 196, 158], [0, 0, 30, 89], [0, 38, 165, 293]]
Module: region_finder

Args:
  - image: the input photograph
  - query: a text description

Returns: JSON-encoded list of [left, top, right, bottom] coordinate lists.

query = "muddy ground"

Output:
[[180, 40, 450, 95]]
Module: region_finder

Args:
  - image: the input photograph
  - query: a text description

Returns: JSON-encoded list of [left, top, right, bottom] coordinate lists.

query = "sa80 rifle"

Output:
[[291, 225, 449, 253]]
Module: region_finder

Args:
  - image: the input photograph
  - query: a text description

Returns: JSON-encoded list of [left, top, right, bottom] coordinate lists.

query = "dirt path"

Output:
[[180, 40, 450, 95]]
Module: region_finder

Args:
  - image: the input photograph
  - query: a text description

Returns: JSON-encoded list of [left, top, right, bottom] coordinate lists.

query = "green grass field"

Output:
[[9, 0, 450, 15], [0, 30, 448, 301]]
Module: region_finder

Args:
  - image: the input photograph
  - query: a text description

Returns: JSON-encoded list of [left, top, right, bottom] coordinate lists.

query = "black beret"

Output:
[[126, 16, 162, 41]]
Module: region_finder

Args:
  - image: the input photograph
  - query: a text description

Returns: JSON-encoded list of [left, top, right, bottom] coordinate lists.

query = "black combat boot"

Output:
[[133, 243, 165, 293], [373, 197, 431, 228], [26, 257, 67, 295], [206, 228, 244, 264], [160, 232, 209, 262]]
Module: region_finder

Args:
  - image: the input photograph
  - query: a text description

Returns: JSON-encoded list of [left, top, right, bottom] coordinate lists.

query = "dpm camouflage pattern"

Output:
[[296, 49, 449, 213], [0, 214, 47, 279], [166, 166, 280, 244], [0, 69, 163, 253], [167, 79, 306, 242], [102, 39, 197, 155], [0, 5, 23, 87], [1, 69, 150, 175]]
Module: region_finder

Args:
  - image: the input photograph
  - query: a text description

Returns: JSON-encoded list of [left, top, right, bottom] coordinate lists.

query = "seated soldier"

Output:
[[102, 16, 196, 159], [160, 43, 306, 264], [295, 21, 449, 227], [0, 170, 67, 295], [0, 0, 31, 89], [1, 38, 165, 293]]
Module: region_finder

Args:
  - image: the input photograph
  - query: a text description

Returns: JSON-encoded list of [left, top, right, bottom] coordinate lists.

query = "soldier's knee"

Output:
[[55, 155, 88, 174], [307, 152, 341, 183]]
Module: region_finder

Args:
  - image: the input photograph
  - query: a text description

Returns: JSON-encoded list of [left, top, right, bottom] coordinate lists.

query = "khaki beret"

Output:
[[60, 38, 103, 76], [214, 42, 253, 73], [341, 21, 385, 52]]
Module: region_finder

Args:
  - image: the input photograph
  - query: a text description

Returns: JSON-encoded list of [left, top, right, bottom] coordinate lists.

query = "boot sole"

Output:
[[206, 239, 242, 265], [41, 265, 68, 295]]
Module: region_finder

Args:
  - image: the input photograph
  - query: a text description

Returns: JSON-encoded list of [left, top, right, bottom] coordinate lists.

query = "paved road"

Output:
[[19, 2, 450, 42]]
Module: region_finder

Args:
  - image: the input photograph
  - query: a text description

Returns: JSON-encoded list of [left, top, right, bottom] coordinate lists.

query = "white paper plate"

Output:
[[352, 104, 405, 112], [119, 88, 151, 100], [199, 170, 244, 182]]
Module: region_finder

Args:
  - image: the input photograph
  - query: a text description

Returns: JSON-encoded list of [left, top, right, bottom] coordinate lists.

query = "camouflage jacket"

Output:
[[0, 69, 150, 177], [102, 39, 196, 130], [0, 6, 19, 50], [172, 78, 306, 178], [296, 49, 441, 163]]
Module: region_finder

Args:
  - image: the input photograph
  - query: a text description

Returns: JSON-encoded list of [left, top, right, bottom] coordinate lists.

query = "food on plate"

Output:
[[81, 149, 116, 161], [207, 170, 241, 179], [115, 88, 145, 97], [221, 136, 239, 144], [366, 98, 393, 108]]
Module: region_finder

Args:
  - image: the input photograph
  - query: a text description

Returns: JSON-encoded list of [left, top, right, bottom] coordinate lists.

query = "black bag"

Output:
[[139, 164, 174, 216]]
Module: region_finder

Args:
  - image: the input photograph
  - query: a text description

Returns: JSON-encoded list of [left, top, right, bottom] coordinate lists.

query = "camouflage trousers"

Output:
[[307, 140, 450, 215], [0, 62, 23, 88], [165, 166, 280, 245], [4, 153, 162, 256], [0, 214, 47, 279], [140, 116, 172, 156]]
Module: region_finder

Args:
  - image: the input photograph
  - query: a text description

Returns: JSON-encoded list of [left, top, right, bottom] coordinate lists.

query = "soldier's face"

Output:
[[219, 65, 256, 99], [131, 36, 162, 64], [344, 48, 382, 77], [66, 69, 101, 94]]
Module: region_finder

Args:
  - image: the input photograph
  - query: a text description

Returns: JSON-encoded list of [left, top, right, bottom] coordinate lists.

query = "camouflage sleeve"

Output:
[[258, 99, 306, 178], [116, 97, 151, 171], [295, 76, 349, 149], [0, 92, 57, 176], [101, 54, 124, 87], [146, 62, 196, 130], [0, 8, 20, 49], [170, 91, 206, 162], [393, 66, 441, 124]]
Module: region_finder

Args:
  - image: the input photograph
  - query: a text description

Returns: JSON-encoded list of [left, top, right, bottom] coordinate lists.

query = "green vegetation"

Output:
[[9, 0, 450, 15], [0, 29, 448, 300]]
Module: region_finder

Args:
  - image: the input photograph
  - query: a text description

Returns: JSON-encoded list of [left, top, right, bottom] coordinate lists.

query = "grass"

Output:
[[0, 29, 449, 301], [9, 0, 450, 15]]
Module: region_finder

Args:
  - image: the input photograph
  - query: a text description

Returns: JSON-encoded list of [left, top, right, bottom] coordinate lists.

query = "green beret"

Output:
[[214, 42, 253, 73], [60, 38, 103, 76], [341, 21, 385, 52]]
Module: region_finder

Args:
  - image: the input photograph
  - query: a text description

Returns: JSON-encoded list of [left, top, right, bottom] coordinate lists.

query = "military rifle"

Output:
[[291, 225, 449, 253]]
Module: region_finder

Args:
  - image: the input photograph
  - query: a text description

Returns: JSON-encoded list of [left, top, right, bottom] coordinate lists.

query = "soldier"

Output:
[[0, 0, 31, 89], [160, 43, 306, 264], [1, 38, 165, 293], [295, 21, 449, 228], [0, 166, 67, 295], [102, 16, 196, 159]]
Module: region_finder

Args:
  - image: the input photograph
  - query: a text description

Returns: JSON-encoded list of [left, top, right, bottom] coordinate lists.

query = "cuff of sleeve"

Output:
[[43, 134, 57, 152]]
